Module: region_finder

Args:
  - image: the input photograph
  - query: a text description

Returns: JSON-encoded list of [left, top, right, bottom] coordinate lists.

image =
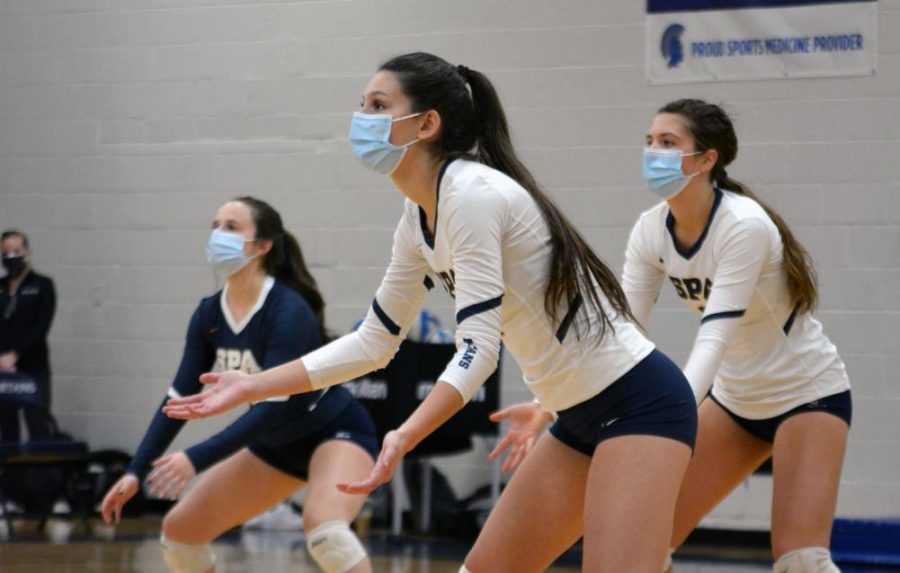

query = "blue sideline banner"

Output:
[[646, 0, 877, 84]]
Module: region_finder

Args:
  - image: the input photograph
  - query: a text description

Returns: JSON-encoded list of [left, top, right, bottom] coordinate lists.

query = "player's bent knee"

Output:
[[773, 547, 840, 573], [160, 534, 216, 573], [306, 520, 367, 573]]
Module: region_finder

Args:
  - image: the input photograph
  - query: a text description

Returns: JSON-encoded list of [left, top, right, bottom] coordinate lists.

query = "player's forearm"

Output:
[[396, 382, 465, 453], [245, 358, 313, 401], [184, 403, 276, 473]]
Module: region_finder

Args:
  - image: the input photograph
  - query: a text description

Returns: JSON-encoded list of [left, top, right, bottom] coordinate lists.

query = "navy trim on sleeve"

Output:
[[701, 309, 746, 324], [372, 298, 401, 336], [555, 293, 583, 343], [456, 294, 503, 325]]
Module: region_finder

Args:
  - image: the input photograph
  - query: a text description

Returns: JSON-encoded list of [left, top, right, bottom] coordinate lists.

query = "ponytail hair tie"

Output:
[[457, 64, 470, 79]]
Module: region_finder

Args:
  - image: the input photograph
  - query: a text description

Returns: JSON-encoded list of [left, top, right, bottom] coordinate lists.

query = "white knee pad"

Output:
[[663, 548, 675, 571], [459, 566, 474, 573], [773, 547, 840, 573], [306, 520, 367, 573], [160, 535, 216, 573]]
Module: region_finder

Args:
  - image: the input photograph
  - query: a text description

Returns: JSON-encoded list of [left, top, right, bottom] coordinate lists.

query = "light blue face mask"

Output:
[[642, 148, 702, 199], [349, 112, 423, 175], [206, 229, 255, 278]]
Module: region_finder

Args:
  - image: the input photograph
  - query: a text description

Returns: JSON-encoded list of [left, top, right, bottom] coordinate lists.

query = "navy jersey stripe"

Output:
[[456, 294, 503, 324], [372, 298, 401, 336], [701, 309, 746, 324], [423, 275, 435, 290], [555, 293, 583, 343]]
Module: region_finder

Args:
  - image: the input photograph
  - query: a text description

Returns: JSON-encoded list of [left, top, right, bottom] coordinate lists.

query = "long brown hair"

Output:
[[380, 52, 635, 339], [235, 196, 330, 340], [659, 99, 818, 314]]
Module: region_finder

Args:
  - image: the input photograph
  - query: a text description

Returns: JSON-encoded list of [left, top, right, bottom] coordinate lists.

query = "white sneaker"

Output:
[[242, 502, 303, 531], [46, 519, 74, 544]]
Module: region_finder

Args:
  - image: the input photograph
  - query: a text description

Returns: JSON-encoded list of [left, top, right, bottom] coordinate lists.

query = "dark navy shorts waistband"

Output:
[[710, 390, 852, 444], [549, 349, 698, 457]]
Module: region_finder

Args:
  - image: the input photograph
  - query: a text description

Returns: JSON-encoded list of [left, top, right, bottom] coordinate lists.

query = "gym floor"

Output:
[[1, 516, 895, 572]]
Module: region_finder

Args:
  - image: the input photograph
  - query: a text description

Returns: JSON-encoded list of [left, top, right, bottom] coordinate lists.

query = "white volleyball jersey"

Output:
[[623, 188, 849, 419], [303, 159, 654, 412]]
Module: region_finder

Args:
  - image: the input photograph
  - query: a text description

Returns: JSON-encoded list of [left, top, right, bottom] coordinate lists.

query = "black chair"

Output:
[[345, 340, 501, 534], [0, 372, 91, 536]]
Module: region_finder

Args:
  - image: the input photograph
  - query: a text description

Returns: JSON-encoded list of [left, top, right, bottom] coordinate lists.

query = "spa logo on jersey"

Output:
[[213, 348, 261, 374], [646, 0, 877, 84]]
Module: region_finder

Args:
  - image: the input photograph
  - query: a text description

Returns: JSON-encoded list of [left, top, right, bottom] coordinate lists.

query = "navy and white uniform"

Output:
[[623, 188, 851, 431], [127, 277, 377, 481], [302, 159, 697, 452]]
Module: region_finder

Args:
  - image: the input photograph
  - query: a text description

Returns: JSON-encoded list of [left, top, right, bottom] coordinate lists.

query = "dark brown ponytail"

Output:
[[380, 52, 636, 339], [235, 196, 330, 339], [658, 99, 818, 314]]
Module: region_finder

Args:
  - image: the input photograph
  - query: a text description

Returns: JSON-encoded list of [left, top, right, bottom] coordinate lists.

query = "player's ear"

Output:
[[699, 148, 718, 174], [255, 239, 274, 258], [418, 109, 441, 143]]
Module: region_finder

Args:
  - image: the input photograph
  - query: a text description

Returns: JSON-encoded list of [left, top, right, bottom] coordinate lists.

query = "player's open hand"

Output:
[[100, 474, 139, 525], [162, 370, 253, 420], [337, 429, 411, 495], [147, 452, 196, 500], [488, 401, 553, 473]]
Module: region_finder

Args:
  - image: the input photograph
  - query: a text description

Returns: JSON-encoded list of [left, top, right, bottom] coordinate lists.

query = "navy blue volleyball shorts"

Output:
[[248, 399, 379, 480], [549, 349, 698, 456], [710, 390, 852, 443]]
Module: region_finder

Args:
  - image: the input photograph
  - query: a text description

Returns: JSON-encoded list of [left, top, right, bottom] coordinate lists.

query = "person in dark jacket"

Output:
[[0, 230, 56, 442]]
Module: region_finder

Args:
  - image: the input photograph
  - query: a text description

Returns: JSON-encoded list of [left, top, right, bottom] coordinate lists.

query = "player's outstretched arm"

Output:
[[337, 381, 464, 494], [163, 358, 314, 420]]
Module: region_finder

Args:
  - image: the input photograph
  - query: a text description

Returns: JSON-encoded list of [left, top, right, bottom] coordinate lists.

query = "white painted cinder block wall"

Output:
[[0, 0, 897, 522]]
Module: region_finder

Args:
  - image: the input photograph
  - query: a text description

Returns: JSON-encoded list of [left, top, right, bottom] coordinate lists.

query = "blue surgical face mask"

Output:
[[206, 229, 255, 278], [349, 112, 423, 175], [642, 148, 702, 199]]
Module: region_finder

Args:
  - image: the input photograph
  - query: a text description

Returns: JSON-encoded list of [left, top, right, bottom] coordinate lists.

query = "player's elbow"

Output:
[[358, 328, 403, 371]]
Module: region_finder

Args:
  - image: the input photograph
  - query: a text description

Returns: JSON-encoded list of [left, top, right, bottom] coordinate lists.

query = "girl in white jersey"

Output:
[[492, 99, 852, 573], [636, 100, 851, 573], [164, 53, 698, 573]]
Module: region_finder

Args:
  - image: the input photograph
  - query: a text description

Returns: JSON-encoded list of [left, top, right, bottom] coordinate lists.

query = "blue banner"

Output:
[[648, 0, 874, 14]]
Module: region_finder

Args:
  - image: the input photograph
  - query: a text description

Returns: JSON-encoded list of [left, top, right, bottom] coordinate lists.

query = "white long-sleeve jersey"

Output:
[[623, 188, 849, 419], [303, 159, 654, 413]]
